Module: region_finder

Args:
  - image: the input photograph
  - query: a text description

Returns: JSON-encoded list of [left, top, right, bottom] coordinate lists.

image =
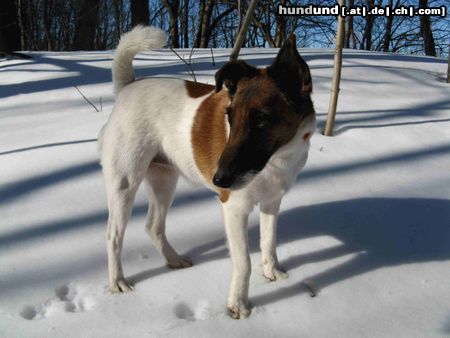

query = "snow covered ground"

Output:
[[0, 47, 449, 337]]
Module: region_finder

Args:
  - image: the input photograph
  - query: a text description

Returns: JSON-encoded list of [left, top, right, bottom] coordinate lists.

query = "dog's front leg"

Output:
[[260, 198, 288, 281], [222, 202, 251, 319]]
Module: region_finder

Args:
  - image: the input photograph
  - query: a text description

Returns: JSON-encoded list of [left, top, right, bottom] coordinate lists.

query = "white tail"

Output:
[[112, 25, 166, 95]]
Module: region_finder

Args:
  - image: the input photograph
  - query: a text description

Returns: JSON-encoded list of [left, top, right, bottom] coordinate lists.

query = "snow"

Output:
[[1, 47, 449, 337]]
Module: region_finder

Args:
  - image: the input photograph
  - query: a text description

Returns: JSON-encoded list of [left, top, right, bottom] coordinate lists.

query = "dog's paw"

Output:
[[167, 256, 193, 269], [227, 303, 251, 319], [109, 279, 134, 293], [263, 266, 289, 281]]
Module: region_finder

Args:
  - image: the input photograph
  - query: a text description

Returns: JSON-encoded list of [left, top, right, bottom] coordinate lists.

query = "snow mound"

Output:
[[0, 48, 449, 337]]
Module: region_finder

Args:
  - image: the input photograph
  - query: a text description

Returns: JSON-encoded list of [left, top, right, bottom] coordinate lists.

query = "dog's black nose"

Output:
[[213, 172, 233, 188]]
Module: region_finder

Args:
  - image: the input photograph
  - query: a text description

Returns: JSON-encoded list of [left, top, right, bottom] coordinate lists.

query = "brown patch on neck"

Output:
[[192, 90, 231, 202], [303, 132, 312, 141], [185, 81, 214, 98], [219, 190, 230, 203]]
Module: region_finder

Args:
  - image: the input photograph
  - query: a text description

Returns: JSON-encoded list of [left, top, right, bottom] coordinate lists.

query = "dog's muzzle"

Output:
[[212, 171, 234, 189]]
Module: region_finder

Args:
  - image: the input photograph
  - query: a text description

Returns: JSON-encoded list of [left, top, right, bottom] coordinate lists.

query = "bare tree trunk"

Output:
[[382, 0, 394, 52], [131, 0, 149, 27], [17, 0, 28, 50], [274, 0, 286, 48], [324, 0, 345, 136], [253, 18, 275, 48], [344, 0, 354, 48], [447, 44, 450, 83], [229, 0, 258, 61], [43, 0, 53, 51], [0, 0, 21, 52], [27, 0, 37, 50], [163, 0, 180, 48], [159, 3, 165, 29], [74, 0, 100, 50], [199, 0, 214, 48], [207, 6, 236, 47], [419, 0, 436, 56], [237, 0, 242, 34], [112, 0, 123, 42], [194, 0, 205, 47], [182, 0, 189, 47], [361, 0, 374, 50], [253, 1, 276, 48], [100, 0, 109, 49]]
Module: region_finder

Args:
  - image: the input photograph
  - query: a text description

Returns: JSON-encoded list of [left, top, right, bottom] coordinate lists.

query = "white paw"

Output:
[[167, 256, 193, 269], [227, 302, 251, 319], [109, 279, 134, 293], [263, 266, 289, 281]]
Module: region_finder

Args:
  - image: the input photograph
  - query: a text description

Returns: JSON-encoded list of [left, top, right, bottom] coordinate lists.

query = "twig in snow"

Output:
[[170, 47, 197, 82], [210, 47, 216, 67], [74, 86, 101, 112], [303, 279, 318, 298], [188, 45, 195, 63]]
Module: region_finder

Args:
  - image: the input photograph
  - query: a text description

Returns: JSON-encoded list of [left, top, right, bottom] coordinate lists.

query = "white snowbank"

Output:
[[0, 48, 449, 337]]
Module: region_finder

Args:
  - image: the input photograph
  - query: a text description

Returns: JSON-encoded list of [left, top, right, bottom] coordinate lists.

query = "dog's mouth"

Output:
[[213, 144, 271, 190]]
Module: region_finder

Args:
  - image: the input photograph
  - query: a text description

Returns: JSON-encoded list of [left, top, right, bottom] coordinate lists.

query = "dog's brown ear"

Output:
[[215, 60, 259, 94], [267, 34, 312, 99]]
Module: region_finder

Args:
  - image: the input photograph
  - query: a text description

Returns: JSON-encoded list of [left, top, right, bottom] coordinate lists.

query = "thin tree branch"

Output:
[[170, 47, 197, 82], [74, 85, 101, 112]]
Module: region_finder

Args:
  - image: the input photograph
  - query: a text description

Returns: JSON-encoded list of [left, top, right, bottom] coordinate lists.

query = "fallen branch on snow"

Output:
[[74, 86, 102, 112], [170, 47, 197, 82]]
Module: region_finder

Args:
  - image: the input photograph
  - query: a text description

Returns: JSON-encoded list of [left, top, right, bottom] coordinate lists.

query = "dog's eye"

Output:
[[256, 116, 268, 128], [252, 111, 270, 129]]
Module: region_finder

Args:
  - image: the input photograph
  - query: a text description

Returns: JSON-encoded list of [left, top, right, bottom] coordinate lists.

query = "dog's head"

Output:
[[212, 35, 314, 189]]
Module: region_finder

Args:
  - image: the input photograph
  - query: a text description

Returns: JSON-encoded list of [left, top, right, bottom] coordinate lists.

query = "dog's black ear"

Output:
[[267, 34, 312, 99], [215, 60, 259, 94]]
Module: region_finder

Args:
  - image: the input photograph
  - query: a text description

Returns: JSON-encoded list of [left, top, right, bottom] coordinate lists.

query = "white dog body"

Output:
[[99, 26, 315, 319]]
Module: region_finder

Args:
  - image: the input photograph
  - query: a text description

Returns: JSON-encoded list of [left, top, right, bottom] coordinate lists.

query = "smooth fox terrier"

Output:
[[98, 25, 316, 319]]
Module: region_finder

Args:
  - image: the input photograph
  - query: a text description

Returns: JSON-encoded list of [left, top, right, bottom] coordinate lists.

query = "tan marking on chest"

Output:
[[303, 132, 312, 141], [219, 190, 230, 203], [185, 81, 214, 98], [192, 90, 231, 202]]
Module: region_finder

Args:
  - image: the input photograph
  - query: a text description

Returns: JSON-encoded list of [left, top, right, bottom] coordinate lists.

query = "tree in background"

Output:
[[181, 0, 189, 47], [382, 0, 395, 52], [74, 0, 100, 50], [195, 0, 214, 48], [112, 0, 124, 41], [419, 0, 437, 56], [0, 0, 21, 53], [447, 44, 450, 83], [253, 0, 287, 48], [0, 0, 448, 57], [163, 0, 180, 47], [131, 0, 149, 27], [324, 0, 345, 136], [230, 0, 258, 61], [360, 0, 376, 50], [344, 0, 354, 49]]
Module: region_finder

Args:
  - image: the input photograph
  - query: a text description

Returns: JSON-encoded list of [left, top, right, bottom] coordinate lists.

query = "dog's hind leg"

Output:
[[104, 148, 152, 293], [106, 181, 141, 292], [144, 165, 193, 269]]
